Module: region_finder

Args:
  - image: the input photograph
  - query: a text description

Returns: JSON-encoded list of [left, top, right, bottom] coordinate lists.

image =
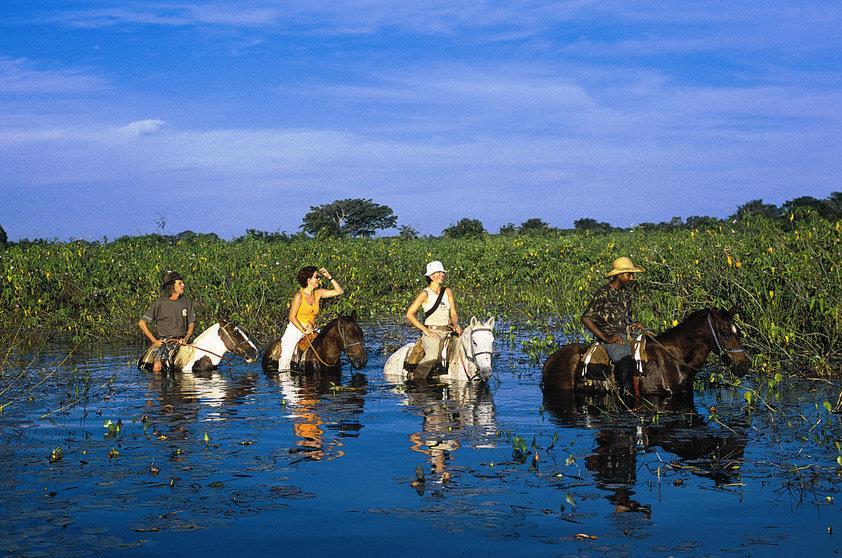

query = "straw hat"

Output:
[[605, 257, 645, 277], [425, 261, 447, 276]]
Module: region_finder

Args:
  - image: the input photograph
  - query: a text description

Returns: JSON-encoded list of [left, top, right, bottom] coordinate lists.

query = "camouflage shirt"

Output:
[[582, 283, 634, 338]]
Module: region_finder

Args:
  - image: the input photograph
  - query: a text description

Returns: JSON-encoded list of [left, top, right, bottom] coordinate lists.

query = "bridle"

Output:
[[706, 312, 745, 357], [304, 319, 363, 368], [336, 320, 363, 352], [219, 323, 255, 358], [457, 326, 494, 381]]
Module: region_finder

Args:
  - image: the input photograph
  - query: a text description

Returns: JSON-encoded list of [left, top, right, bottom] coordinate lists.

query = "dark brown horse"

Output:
[[262, 312, 367, 372], [542, 307, 750, 395]]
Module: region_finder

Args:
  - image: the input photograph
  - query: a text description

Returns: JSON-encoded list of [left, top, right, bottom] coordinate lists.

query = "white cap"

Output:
[[424, 260, 446, 276]]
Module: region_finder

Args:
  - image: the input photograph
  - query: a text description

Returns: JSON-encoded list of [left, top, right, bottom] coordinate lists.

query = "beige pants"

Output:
[[412, 331, 446, 380]]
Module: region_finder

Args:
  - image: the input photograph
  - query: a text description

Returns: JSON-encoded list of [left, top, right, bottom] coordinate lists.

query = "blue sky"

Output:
[[1, 1, 840, 240]]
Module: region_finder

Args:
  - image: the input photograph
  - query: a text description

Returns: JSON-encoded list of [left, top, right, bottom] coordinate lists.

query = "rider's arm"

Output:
[[406, 290, 438, 337], [446, 288, 462, 335], [317, 268, 344, 298], [180, 322, 195, 345], [138, 319, 162, 346], [582, 316, 624, 344]]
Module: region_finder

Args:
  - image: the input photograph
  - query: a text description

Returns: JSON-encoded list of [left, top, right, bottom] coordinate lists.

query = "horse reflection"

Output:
[[400, 381, 497, 483], [542, 389, 747, 516], [265, 368, 367, 461]]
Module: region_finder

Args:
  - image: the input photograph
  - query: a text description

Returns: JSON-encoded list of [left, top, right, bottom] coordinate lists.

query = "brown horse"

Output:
[[542, 307, 750, 395], [262, 312, 367, 372]]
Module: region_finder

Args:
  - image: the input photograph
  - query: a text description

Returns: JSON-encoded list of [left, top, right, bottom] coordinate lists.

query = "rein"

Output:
[[641, 310, 744, 372], [302, 320, 360, 368]]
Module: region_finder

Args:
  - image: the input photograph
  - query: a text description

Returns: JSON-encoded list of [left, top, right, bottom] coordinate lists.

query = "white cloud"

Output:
[[119, 119, 166, 137], [0, 58, 108, 94]]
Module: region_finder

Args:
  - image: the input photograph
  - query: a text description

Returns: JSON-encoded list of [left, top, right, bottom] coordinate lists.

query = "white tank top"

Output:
[[422, 287, 451, 326]]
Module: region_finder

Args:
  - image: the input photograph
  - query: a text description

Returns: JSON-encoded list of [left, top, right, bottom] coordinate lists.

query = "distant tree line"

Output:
[[1, 192, 838, 245]]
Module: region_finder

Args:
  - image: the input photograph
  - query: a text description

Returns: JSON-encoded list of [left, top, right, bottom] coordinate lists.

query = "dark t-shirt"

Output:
[[142, 296, 195, 338], [582, 283, 633, 338]]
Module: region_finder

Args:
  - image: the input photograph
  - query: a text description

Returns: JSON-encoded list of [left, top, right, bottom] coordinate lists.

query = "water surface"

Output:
[[1, 330, 840, 557]]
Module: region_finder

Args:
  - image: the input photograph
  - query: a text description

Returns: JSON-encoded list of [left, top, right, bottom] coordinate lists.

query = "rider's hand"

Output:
[[152, 339, 163, 347], [452, 324, 463, 335], [318, 267, 332, 280], [178, 337, 187, 345]]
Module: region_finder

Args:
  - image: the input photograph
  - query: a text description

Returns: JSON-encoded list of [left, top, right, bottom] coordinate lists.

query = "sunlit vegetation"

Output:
[[0, 210, 838, 374]]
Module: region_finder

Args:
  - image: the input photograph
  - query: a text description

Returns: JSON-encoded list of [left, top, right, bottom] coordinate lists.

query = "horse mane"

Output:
[[314, 317, 341, 343], [657, 308, 711, 341]]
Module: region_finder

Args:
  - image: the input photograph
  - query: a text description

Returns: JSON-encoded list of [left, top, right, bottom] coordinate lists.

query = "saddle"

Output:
[[291, 332, 319, 365], [580, 343, 612, 381], [137, 343, 181, 371], [578, 334, 650, 383], [403, 334, 458, 374]]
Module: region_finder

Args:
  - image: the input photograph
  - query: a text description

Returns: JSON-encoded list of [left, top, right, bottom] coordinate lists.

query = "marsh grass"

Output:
[[0, 212, 838, 374]]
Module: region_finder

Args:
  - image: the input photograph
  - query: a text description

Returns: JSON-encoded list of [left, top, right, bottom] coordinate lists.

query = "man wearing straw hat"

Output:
[[138, 270, 196, 373], [582, 257, 645, 393]]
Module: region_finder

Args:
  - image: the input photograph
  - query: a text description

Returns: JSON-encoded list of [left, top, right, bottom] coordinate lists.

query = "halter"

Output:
[[707, 312, 745, 356]]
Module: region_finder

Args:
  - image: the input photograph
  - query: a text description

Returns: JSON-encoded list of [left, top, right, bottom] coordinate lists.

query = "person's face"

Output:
[[619, 272, 635, 285], [430, 271, 445, 283], [308, 272, 320, 287], [173, 279, 185, 295]]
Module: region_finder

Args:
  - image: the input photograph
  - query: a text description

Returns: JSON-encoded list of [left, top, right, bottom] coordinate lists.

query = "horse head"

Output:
[[464, 316, 495, 379], [707, 306, 750, 376], [336, 310, 367, 370], [217, 317, 259, 363]]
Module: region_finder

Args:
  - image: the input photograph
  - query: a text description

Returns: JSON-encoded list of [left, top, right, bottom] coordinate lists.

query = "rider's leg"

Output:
[[278, 323, 303, 371], [410, 333, 441, 381]]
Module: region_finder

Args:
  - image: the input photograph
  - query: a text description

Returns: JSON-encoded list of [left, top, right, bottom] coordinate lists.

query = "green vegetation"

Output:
[[0, 210, 838, 374]]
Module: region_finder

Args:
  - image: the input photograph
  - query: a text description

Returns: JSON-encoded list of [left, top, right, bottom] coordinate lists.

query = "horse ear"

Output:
[[727, 305, 740, 318], [486, 316, 495, 330], [350, 309, 358, 322], [470, 316, 478, 328], [217, 314, 229, 325]]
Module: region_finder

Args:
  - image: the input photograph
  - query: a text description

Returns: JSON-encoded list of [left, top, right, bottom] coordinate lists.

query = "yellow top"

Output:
[[296, 291, 319, 325]]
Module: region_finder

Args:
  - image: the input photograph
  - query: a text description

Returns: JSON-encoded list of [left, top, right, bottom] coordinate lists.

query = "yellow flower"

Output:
[[735, 260, 742, 268], [672, 319, 678, 327], [769, 290, 775, 299], [727, 255, 733, 267]]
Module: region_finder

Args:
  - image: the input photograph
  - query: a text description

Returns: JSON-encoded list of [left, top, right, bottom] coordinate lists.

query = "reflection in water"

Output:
[[401, 381, 497, 481], [265, 369, 367, 461], [145, 368, 260, 439], [542, 389, 748, 517]]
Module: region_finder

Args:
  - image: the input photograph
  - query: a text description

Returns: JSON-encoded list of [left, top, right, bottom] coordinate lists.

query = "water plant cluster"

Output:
[[0, 211, 838, 374]]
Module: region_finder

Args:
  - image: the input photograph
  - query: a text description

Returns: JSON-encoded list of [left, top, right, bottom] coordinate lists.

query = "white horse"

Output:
[[138, 318, 259, 373], [384, 317, 495, 383], [175, 320, 259, 372]]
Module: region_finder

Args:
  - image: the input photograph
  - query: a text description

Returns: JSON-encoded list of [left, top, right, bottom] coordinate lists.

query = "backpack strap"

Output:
[[424, 288, 447, 320]]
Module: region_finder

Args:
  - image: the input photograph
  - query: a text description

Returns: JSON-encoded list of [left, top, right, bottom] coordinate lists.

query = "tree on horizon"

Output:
[[301, 198, 397, 238]]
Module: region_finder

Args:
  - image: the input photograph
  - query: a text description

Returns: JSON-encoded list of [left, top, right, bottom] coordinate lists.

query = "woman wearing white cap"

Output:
[[405, 261, 463, 381]]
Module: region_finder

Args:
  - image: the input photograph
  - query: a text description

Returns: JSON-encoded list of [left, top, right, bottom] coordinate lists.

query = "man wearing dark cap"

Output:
[[138, 271, 196, 373]]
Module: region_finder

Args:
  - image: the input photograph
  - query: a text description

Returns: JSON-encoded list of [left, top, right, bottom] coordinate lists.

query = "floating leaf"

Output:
[[49, 447, 63, 463]]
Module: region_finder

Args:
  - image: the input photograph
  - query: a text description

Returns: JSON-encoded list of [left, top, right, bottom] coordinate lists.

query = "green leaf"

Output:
[[823, 401, 832, 412]]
